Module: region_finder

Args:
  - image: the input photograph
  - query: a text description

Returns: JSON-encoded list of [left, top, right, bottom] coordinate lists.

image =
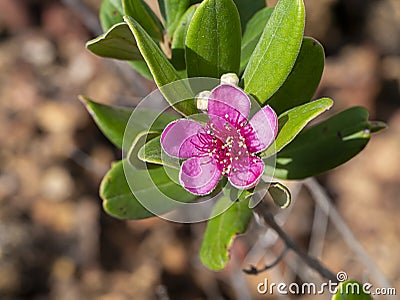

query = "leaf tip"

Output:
[[122, 15, 134, 25], [78, 95, 95, 116], [369, 121, 387, 133], [78, 94, 89, 104], [84, 40, 91, 50], [268, 182, 291, 209]]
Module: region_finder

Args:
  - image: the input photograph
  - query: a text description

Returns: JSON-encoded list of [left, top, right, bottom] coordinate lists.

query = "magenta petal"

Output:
[[208, 84, 250, 129], [161, 119, 203, 158], [229, 156, 264, 189], [179, 157, 221, 195], [247, 105, 278, 153]]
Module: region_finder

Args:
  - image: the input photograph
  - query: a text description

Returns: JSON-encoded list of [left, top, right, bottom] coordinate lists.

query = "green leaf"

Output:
[[268, 182, 291, 208], [164, 0, 191, 38], [128, 60, 154, 80], [135, 113, 217, 168], [122, 0, 164, 41], [79, 95, 133, 148], [86, 22, 142, 61], [124, 16, 197, 116], [199, 189, 253, 270], [171, 5, 198, 71], [185, 0, 241, 78], [332, 280, 373, 300], [158, 0, 202, 34], [100, 0, 124, 31], [240, 7, 274, 73], [243, 0, 305, 103], [233, 0, 265, 32], [121, 107, 178, 152], [79, 96, 177, 149], [261, 98, 333, 157], [135, 136, 179, 169], [268, 107, 384, 179], [267, 37, 325, 115], [127, 131, 160, 167], [96, 1, 156, 80], [86, 19, 155, 80], [101, 160, 197, 220], [158, 0, 166, 22]]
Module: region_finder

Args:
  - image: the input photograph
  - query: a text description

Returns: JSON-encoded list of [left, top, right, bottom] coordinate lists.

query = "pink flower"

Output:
[[161, 84, 278, 195]]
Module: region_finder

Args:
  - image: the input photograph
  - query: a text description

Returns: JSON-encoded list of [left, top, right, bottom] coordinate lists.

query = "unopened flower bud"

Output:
[[196, 90, 211, 111], [220, 73, 239, 86]]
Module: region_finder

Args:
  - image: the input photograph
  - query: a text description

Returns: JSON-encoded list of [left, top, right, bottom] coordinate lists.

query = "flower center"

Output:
[[194, 121, 255, 176]]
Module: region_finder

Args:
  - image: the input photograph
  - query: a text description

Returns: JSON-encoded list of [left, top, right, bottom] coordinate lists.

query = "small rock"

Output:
[[51, 257, 76, 282], [21, 35, 56, 68], [36, 101, 85, 134], [161, 240, 188, 274], [31, 200, 76, 234], [40, 167, 74, 201]]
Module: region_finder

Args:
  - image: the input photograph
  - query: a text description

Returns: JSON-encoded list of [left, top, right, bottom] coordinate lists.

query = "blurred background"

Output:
[[0, 0, 399, 299]]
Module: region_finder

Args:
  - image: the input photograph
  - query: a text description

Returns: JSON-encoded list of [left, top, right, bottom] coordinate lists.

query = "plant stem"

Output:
[[243, 246, 289, 275], [254, 201, 338, 283]]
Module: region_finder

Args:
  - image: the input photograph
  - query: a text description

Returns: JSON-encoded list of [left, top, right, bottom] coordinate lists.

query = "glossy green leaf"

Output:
[[79, 96, 177, 149], [88, 15, 154, 80], [200, 190, 253, 270], [166, 0, 191, 38], [127, 131, 160, 167], [124, 16, 197, 116], [137, 135, 162, 164], [268, 182, 291, 208], [122, 0, 164, 41], [240, 7, 274, 73], [79, 95, 133, 148], [267, 37, 325, 115], [128, 60, 153, 80], [121, 108, 178, 152], [100, 0, 124, 31], [332, 280, 373, 300], [96, 0, 157, 79], [261, 98, 333, 157], [233, 0, 265, 33], [86, 22, 142, 61], [268, 107, 386, 179], [157, 0, 166, 21], [185, 0, 241, 78], [171, 5, 197, 71], [158, 0, 202, 33], [135, 114, 214, 168], [136, 136, 179, 169], [101, 160, 197, 220], [243, 0, 305, 103]]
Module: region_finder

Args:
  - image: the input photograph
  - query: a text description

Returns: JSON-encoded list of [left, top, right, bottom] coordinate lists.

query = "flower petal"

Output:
[[179, 157, 222, 195], [161, 119, 203, 158], [229, 155, 264, 190], [247, 105, 278, 153], [208, 84, 250, 129]]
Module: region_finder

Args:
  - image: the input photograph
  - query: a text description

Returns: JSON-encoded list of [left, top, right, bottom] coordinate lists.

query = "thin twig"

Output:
[[244, 181, 302, 265], [253, 201, 338, 283], [243, 246, 289, 275], [308, 198, 329, 262]]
